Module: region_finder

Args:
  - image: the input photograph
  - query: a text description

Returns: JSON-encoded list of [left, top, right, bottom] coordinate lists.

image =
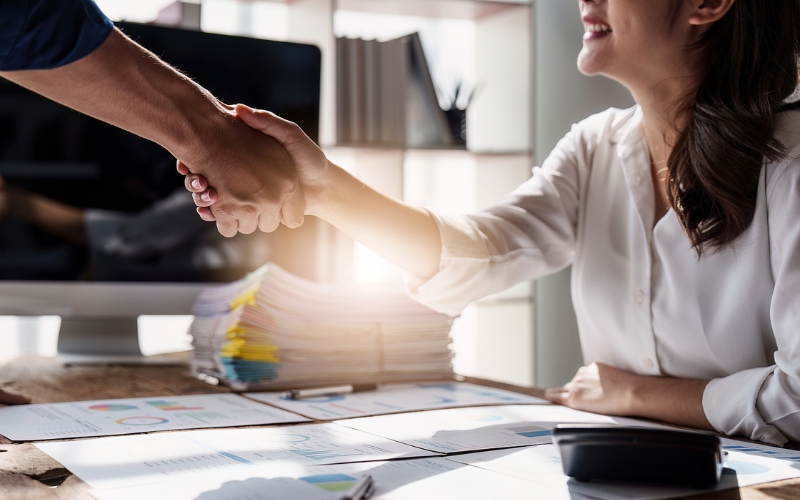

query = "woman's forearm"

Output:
[[319, 164, 443, 279], [629, 375, 713, 430]]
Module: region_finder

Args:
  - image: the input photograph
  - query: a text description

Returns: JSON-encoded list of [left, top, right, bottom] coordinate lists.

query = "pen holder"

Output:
[[444, 108, 467, 146]]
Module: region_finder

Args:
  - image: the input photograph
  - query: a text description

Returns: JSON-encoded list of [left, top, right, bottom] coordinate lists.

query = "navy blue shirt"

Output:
[[0, 0, 113, 71]]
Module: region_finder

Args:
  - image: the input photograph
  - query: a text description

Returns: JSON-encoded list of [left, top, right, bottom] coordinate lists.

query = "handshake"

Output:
[[175, 103, 331, 237]]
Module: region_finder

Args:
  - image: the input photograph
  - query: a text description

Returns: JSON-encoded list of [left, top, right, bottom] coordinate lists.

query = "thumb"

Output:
[[235, 104, 297, 143]]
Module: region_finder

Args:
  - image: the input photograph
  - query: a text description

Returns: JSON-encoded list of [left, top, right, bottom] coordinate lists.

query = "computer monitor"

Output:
[[0, 22, 321, 363]]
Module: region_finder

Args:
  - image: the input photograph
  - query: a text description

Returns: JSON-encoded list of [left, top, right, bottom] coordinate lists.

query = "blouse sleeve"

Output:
[[0, 0, 113, 71], [405, 122, 588, 316], [703, 145, 800, 446]]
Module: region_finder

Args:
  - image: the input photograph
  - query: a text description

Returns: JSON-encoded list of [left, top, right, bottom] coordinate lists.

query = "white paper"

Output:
[[35, 423, 438, 490], [337, 404, 650, 453], [246, 382, 547, 420], [449, 439, 800, 500], [0, 393, 310, 441], [88, 457, 583, 500]]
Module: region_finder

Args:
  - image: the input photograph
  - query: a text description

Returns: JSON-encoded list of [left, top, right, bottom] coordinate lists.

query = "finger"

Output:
[[235, 104, 299, 143], [279, 187, 305, 229], [176, 159, 190, 175], [184, 174, 208, 193], [543, 389, 568, 404], [192, 189, 217, 208], [237, 215, 258, 235], [215, 214, 238, 238], [0, 388, 30, 405], [257, 209, 281, 233], [197, 206, 216, 221]]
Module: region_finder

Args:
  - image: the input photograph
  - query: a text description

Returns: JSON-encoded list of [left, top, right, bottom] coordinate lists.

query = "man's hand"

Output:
[[176, 104, 305, 237], [0, 388, 30, 405], [185, 105, 332, 224], [544, 362, 637, 416]]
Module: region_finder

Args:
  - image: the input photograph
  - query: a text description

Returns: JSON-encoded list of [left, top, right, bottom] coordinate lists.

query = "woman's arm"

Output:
[[187, 105, 443, 279], [545, 363, 712, 430]]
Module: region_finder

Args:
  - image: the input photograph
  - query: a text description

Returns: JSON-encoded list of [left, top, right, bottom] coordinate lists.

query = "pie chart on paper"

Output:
[[115, 416, 169, 426]]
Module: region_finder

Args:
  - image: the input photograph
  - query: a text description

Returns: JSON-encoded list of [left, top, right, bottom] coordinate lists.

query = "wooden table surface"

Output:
[[1, 355, 798, 500]]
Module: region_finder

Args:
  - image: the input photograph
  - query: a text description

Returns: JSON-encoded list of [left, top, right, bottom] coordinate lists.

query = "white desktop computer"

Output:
[[0, 22, 321, 363]]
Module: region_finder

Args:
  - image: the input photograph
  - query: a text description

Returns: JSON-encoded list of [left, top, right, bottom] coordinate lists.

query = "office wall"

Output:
[[532, 0, 634, 388]]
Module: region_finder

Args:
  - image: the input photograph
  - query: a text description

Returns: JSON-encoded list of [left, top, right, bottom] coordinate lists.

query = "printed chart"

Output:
[[35, 423, 438, 491], [86, 458, 573, 500], [337, 404, 646, 453], [0, 393, 309, 440], [246, 382, 547, 420]]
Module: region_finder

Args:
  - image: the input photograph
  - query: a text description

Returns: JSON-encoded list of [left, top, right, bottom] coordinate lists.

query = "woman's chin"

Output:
[[577, 50, 606, 76]]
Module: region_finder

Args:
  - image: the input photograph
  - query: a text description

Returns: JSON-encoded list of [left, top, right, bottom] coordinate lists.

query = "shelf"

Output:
[[336, 0, 528, 20], [325, 144, 531, 157]]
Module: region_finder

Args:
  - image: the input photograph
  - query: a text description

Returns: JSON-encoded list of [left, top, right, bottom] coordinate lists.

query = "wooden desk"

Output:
[[1, 355, 798, 500]]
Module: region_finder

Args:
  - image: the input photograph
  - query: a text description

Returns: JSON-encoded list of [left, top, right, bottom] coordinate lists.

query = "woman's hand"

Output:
[[546, 362, 714, 430], [182, 104, 333, 226], [544, 362, 637, 416], [0, 388, 30, 405]]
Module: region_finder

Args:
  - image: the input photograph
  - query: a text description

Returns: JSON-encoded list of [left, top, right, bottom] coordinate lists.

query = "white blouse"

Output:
[[408, 106, 800, 445]]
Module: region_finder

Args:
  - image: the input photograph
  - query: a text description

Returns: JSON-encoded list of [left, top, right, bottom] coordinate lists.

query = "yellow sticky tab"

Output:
[[230, 291, 257, 310]]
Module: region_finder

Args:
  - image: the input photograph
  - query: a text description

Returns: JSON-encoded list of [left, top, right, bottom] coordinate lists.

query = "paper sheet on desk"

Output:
[[336, 404, 659, 453], [0, 393, 309, 441], [87, 457, 582, 500], [35, 423, 438, 490], [246, 382, 547, 420], [449, 441, 800, 500]]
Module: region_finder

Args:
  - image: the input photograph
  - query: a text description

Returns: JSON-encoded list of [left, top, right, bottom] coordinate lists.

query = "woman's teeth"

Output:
[[586, 24, 612, 33]]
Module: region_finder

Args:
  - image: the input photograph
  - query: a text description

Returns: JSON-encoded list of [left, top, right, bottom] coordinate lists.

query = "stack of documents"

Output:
[[190, 264, 455, 390]]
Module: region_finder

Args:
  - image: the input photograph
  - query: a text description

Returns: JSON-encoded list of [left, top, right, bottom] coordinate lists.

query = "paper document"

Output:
[[449, 439, 800, 500], [246, 382, 547, 420], [35, 423, 437, 490], [337, 404, 650, 453], [87, 457, 580, 500], [0, 393, 309, 441]]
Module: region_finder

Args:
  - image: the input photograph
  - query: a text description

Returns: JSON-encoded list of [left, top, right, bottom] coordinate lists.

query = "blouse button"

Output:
[[644, 358, 654, 369], [635, 290, 645, 303]]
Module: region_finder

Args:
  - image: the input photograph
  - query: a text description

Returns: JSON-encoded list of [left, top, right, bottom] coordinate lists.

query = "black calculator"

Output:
[[552, 424, 724, 487]]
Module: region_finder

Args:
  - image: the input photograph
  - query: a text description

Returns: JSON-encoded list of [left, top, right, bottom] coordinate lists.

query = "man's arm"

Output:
[[0, 28, 304, 237]]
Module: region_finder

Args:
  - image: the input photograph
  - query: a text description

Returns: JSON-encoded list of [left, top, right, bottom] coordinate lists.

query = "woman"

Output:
[[187, 0, 800, 445]]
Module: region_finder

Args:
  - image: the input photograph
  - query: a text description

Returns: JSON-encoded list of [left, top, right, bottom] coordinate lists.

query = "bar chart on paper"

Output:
[[246, 382, 548, 420], [0, 393, 310, 440], [338, 405, 653, 454], [36, 423, 439, 491]]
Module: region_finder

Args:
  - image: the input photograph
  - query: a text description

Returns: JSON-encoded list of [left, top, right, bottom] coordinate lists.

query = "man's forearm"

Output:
[[0, 28, 226, 168]]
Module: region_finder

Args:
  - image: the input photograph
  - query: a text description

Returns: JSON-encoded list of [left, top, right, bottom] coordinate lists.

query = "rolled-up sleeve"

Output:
[[0, 0, 113, 71], [703, 152, 800, 446], [406, 127, 583, 316]]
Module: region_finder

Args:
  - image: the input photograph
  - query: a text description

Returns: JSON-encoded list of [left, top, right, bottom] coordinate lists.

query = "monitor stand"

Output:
[[57, 317, 185, 365]]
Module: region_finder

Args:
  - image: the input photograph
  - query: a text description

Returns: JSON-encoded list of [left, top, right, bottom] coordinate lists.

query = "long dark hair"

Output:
[[668, 0, 800, 254]]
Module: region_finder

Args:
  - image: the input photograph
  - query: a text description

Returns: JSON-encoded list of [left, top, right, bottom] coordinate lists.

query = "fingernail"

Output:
[[201, 192, 211, 202], [192, 179, 200, 190]]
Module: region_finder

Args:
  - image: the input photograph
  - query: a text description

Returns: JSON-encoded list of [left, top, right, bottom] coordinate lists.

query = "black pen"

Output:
[[338, 474, 374, 500], [282, 383, 378, 400]]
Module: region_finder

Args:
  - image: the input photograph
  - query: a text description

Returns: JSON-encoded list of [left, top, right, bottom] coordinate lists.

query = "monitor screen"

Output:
[[0, 22, 321, 283]]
